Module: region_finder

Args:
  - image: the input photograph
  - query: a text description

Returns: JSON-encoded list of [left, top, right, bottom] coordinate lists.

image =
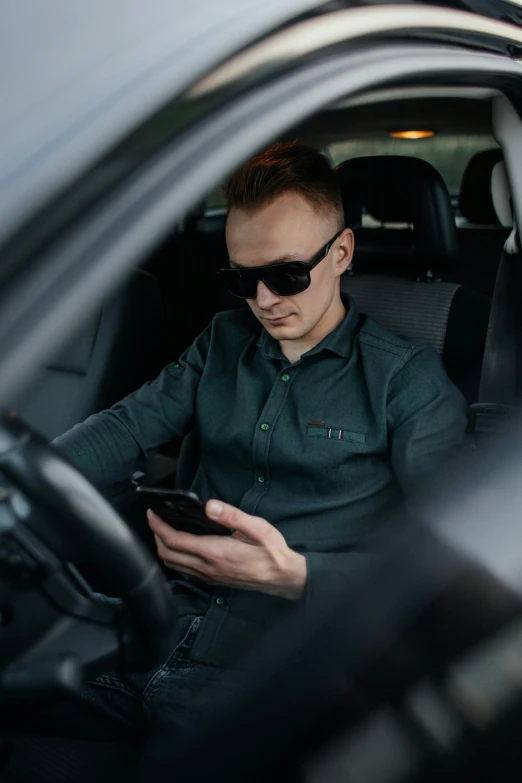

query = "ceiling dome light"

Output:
[[389, 130, 436, 140]]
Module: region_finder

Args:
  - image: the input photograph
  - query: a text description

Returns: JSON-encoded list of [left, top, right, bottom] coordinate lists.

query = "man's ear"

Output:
[[336, 228, 354, 275]]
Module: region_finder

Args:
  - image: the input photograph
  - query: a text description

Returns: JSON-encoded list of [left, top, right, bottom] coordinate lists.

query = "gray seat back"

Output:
[[336, 155, 490, 403], [345, 275, 460, 354]]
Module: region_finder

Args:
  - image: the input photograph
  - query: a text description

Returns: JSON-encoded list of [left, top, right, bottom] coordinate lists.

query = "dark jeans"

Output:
[[3, 614, 243, 782]]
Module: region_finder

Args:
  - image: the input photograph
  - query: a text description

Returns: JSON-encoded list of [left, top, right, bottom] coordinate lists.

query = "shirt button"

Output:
[[215, 596, 225, 606], [281, 374, 290, 382], [257, 475, 266, 483], [260, 423, 270, 431]]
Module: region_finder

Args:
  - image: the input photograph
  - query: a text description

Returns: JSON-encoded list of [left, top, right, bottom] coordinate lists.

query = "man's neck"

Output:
[[279, 296, 347, 365]]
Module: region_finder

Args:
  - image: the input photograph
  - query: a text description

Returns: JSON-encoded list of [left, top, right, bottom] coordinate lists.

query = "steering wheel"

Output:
[[0, 411, 176, 699]]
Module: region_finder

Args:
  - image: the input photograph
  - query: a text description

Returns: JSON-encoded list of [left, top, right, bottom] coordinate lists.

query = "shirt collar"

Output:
[[256, 293, 359, 361]]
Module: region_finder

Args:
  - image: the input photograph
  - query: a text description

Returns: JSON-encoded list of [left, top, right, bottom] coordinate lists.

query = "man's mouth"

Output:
[[265, 315, 292, 325]]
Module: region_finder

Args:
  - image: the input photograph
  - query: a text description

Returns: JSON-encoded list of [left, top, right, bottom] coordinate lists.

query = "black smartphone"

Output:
[[136, 487, 231, 536]]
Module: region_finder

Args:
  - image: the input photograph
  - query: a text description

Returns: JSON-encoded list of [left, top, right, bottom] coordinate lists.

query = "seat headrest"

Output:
[[491, 161, 512, 228], [459, 148, 503, 225], [335, 156, 458, 271]]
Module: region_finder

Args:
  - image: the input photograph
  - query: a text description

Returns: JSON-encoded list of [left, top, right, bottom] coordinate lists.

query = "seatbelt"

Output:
[[469, 229, 521, 435]]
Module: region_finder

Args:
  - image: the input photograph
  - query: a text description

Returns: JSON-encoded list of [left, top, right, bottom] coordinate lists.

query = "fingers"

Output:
[[147, 503, 272, 547], [147, 509, 210, 556], [147, 509, 239, 567], [154, 532, 201, 567], [152, 529, 226, 586], [162, 562, 210, 581], [205, 500, 270, 541], [153, 532, 210, 578]]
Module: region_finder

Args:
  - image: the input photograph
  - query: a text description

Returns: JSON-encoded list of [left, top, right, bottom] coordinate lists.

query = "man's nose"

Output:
[[255, 280, 282, 309]]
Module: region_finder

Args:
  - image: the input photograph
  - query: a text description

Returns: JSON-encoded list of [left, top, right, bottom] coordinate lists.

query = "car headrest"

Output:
[[335, 156, 458, 272], [459, 148, 504, 225], [491, 161, 512, 228]]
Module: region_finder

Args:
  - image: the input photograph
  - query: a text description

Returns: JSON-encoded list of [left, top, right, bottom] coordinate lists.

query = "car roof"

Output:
[[2, 0, 522, 408], [0, 0, 323, 245], [1, 0, 521, 248]]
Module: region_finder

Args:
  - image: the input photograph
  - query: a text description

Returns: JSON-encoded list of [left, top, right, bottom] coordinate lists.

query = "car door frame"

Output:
[[3, 9, 522, 404]]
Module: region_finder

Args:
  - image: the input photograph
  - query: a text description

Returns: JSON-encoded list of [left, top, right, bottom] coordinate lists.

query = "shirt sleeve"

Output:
[[303, 345, 468, 609], [52, 324, 211, 488], [386, 343, 468, 494], [303, 550, 376, 609]]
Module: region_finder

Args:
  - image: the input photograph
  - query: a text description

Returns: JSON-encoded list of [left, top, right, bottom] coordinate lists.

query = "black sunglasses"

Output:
[[219, 230, 343, 299]]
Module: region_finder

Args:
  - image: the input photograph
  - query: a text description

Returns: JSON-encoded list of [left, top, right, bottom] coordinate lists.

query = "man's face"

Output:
[[225, 192, 354, 342]]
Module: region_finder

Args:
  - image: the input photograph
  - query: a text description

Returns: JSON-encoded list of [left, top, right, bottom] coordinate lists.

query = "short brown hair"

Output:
[[224, 141, 344, 229]]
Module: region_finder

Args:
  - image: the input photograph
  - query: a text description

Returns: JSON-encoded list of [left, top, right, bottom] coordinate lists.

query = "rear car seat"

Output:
[[147, 209, 240, 361], [457, 148, 511, 296], [336, 155, 490, 404]]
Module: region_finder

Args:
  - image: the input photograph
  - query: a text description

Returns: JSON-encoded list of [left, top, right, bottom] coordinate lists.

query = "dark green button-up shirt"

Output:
[[54, 296, 467, 667]]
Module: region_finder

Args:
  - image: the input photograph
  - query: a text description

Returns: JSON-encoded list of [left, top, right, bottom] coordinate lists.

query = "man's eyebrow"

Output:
[[229, 254, 302, 269]]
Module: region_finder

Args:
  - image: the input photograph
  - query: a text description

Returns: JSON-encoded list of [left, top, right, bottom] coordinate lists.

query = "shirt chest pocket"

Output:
[[306, 424, 367, 445]]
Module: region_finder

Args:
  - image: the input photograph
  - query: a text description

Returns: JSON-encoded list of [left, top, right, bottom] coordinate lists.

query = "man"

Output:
[[7, 142, 467, 777]]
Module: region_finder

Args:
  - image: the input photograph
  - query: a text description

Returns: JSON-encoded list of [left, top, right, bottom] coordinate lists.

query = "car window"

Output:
[[203, 134, 499, 219], [206, 186, 227, 213], [326, 134, 499, 197]]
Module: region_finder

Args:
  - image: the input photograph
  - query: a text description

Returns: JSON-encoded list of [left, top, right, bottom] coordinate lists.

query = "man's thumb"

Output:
[[206, 499, 264, 539], [207, 499, 224, 519], [206, 499, 239, 530]]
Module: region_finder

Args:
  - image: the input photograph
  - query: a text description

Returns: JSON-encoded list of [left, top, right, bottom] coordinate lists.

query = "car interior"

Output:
[[11, 86, 511, 518], [1, 79, 520, 780]]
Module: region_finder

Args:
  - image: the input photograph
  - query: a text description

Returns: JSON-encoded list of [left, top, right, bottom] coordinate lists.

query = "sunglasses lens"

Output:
[[219, 269, 257, 298], [220, 264, 311, 298], [263, 265, 310, 296]]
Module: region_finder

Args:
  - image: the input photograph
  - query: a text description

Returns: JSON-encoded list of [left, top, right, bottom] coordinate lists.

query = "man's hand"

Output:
[[147, 500, 307, 600]]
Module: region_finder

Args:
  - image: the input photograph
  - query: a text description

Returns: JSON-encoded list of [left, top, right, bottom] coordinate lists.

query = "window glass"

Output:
[[203, 134, 499, 217], [206, 186, 227, 212], [326, 134, 499, 196]]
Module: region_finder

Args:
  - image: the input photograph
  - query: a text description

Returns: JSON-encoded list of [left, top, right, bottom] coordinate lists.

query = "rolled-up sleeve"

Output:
[[386, 344, 468, 494], [52, 324, 211, 488]]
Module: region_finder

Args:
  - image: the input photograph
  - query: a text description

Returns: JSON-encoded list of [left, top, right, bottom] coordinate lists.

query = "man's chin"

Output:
[[265, 324, 303, 341]]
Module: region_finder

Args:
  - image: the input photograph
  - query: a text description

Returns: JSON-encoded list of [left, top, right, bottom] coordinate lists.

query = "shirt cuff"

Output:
[[304, 550, 375, 611]]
